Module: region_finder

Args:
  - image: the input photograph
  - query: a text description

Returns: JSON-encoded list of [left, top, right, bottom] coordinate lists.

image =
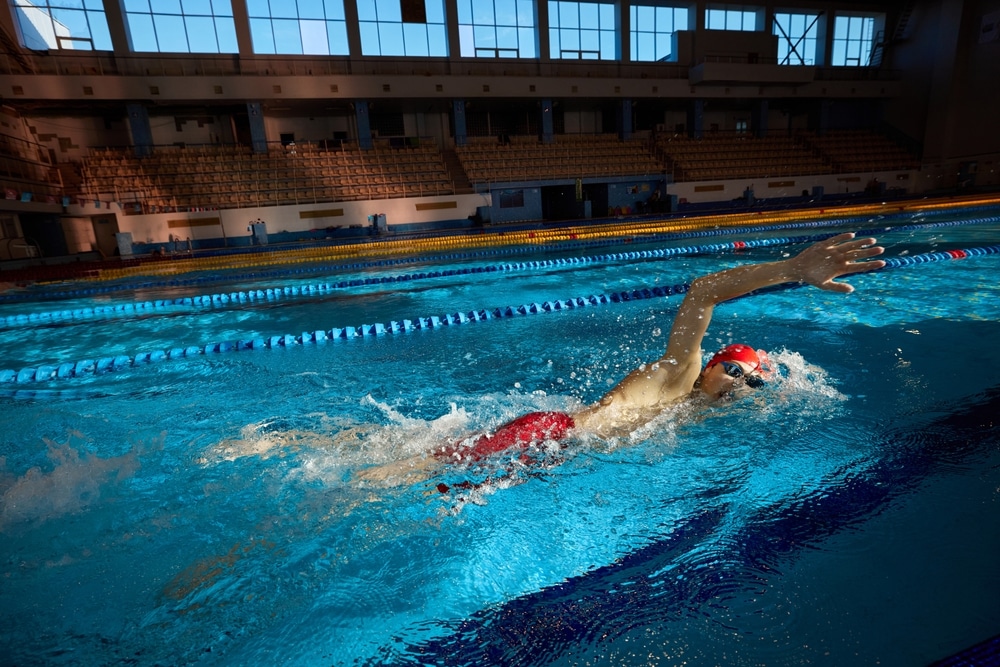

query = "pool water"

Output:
[[1, 213, 999, 666]]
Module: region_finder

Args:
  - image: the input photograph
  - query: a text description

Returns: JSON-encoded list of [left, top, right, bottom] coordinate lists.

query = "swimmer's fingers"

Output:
[[816, 256, 887, 292]]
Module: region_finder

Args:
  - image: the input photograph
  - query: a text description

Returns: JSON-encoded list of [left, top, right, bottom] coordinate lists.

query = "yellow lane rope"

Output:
[[90, 193, 1000, 283]]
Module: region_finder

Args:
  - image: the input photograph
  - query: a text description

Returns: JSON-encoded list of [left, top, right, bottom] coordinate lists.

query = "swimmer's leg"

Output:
[[353, 452, 440, 487]]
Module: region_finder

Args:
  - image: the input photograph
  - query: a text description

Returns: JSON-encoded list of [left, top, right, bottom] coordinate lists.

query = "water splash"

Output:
[[0, 432, 149, 531]]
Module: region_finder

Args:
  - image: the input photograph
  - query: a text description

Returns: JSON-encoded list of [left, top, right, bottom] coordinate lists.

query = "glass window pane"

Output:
[[472, 0, 493, 24], [88, 11, 112, 49], [403, 22, 428, 56], [459, 24, 475, 55], [547, 0, 557, 27], [656, 32, 670, 59], [249, 17, 276, 52], [16, 8, 54, 49], [327, 19, 349, 54], [212, 0, 233, 15], [847, 37, 861, 60], [425, 0, 444, 24], [124, 0, 151, 11], [299, 0, 325, 19], [149, 0, 182, 13], [153, 13, 187, 51], [185, 15, 217, 51], [427, 23, 447, 55], [518, 27, 534, 56], [375, 0, 401, 22], [549, 29, 559, 57], [599, 27, 613, 58], [84, 0, 105, 8], [356, 0, 377, 21], [517, 0, 533, 25], [246, 0, 270, 17], [599, 3, 613, 28], [832, 40, 845, 65], [378, 22, 404, 55], [495, 0, 516, 25], [50, 0, 84, 8], [324, 0, 345, 20], [652, 7, 673, 32], [272, 18, 302, 53], [299, 18, 327, 52], [359, 21, 380, 53], [51, 8, 90, 37], [474, 24, 496, 48], [559, 2, 577, 29], [497, 25, 517, 48], [271, 1, 297, 18], [457, 0, 472, 22], [580, 27, 598, 51], [182, 0, 212, 14], [635, 31, 652, 61], [215, 16, 238, 51], [578, 2, 597, 29], [635, 5, 652, 28], [125, 13, 155, 49], [560, 27, 578, 50]]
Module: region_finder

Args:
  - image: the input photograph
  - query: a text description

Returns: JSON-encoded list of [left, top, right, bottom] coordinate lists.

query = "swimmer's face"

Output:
[[699, 360, 758, 400]]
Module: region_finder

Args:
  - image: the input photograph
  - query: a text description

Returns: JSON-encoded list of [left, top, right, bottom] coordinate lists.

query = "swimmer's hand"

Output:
[[790, 232, 885, 293]]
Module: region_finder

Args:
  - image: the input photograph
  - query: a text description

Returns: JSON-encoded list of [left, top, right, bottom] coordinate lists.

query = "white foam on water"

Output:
[[0, 433, 148, 531]]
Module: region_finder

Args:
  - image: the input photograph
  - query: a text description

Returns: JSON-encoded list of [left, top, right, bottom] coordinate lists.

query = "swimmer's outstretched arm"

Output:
[[578, 233, 885, 416], [663, 232, 885, 365]]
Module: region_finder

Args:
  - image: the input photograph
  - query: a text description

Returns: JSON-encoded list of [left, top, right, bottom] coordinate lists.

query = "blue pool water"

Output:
[[1, 210, 999, 666]]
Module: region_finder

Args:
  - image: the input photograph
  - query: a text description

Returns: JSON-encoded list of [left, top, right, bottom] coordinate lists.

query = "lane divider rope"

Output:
[[3, 243, 999, 387], [4, 207, 997, 305], [5, 215, 1000, 330]]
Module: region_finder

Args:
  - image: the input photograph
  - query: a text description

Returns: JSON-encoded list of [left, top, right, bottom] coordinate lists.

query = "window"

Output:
[[457, 0, 537, 58], [705, 4, 759, 31], [548, 0, 616, 60], [357, 0, 448, 56], [247, 0, 349, 55], [123, 0, 238, 53], [831, 13, 880, 66], [773, 11, 819, 65], [630, 3, 687, 61], [12, 0, 112, 51]]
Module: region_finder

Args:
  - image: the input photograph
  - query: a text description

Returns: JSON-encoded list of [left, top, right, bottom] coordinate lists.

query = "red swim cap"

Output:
[[705, 344, 760, 370]]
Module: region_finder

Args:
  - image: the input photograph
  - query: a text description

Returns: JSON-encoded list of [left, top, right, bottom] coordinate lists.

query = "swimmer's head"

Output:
[[698, 344, 772, 399]]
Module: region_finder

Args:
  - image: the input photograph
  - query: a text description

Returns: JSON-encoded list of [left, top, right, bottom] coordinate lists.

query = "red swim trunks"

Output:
[[435, 411, 576, 465]]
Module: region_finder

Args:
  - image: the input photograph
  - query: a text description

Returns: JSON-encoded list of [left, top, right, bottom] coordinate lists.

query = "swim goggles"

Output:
[[720, 361, 766, 389]]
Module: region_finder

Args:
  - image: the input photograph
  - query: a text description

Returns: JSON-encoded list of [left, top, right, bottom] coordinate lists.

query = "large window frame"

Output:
[[356, 0, 448, 57], [548, 0, 617, 60], [629, 3, 689, 62], [246, 0, 349, 55], [123, 0, 238, 54], [704, 4, 761, 31], [773, 11, 820, 65], [831, 12, 881, 66], [457, 0, 537, 58], [12, 0, 112, 51]]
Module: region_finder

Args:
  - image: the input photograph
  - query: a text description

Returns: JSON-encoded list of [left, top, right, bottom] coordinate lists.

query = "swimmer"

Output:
[[358, 232, 885, 485]]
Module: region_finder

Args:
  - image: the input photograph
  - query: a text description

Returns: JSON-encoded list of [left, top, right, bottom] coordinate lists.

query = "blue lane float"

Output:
[[2, 209, 999, 310], [2, 243, 999, 387], [6, 214, 1000, 331]]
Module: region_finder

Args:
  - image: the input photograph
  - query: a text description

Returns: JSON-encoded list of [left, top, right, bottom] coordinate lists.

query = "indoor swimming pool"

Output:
[[1, 204, 999, 666]]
